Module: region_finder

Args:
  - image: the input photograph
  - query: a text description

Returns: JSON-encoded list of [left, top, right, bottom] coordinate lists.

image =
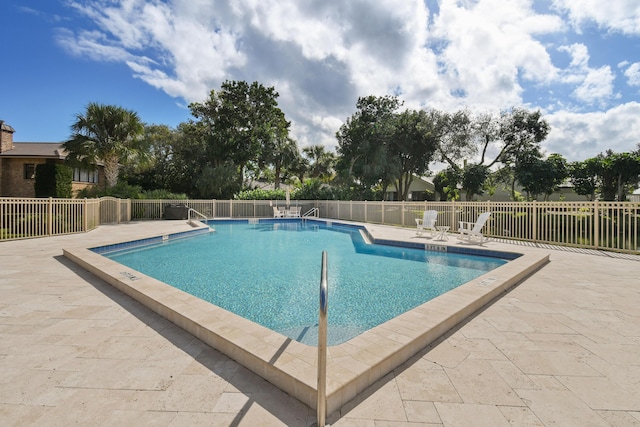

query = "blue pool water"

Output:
[[104, 220, 506, 345]]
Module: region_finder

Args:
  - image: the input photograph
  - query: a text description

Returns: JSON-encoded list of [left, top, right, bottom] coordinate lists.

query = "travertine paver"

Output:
[[1, 221, 640, 426]]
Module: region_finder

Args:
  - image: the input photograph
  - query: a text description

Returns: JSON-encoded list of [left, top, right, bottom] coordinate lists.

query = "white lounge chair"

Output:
[[458, 212, 491, 244], [416, 210, 438, 237], [273, 206, 285, 218]]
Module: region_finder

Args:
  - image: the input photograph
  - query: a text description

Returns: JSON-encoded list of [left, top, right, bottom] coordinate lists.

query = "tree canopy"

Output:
[[515, 153, 568, 200], [65, 83, 640, 202], [183, 80, 291, 198], [336, 95, 439, 200], [569, 157, 601, 201]]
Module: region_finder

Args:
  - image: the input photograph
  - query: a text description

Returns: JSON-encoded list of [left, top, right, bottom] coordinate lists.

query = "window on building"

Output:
[[411, 191, 427, 201], [24, 163, 36, 179], [73, 168, 99, 183], [385, 191, 397, 201]]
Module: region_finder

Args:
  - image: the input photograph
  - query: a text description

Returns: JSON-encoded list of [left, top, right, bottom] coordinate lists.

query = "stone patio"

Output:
[[1, 221, 639, 426]]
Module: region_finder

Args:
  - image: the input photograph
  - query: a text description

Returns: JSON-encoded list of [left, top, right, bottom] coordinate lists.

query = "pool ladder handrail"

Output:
[[317, 251, 328, 427], [303, 207, 319, 218], [187, 208, 208, 226]]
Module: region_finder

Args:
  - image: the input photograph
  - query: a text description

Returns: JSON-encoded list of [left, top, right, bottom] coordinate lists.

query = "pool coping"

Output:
[[62, 219, 550, 415]]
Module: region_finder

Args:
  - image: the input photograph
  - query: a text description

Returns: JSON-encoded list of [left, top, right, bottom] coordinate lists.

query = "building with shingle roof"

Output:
[[0, 121, 103, 197]]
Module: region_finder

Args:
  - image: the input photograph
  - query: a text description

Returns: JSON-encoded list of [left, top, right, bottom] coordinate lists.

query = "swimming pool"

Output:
[[64, 219, 549, 414], [102, 220, 506, 345]]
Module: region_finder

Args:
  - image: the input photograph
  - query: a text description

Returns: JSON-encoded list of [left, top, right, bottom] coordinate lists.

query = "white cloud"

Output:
[[56, 0, 640, 160], [237, 0, 349, 62], [624, 62, 640, 87], [55, 28, 135, 62], [551, 0, 640, 35], [67, 0, 149, 50], [557, 44, 617, 105], [62, 0, 248, 103], [429, 0, 563, 111], [545, 102, 640, 160], [558, 43, 589, 69], [573, 66, 616, 105]]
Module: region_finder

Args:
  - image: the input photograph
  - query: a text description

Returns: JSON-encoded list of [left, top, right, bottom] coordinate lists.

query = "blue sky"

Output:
[[2, 0, 640, 167]]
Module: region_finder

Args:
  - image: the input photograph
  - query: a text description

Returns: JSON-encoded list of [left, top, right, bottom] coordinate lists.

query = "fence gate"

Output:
[[99, 197, 122, 224]]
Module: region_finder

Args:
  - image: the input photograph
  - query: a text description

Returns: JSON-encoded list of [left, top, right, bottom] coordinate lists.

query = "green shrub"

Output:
[[141, 189, 188, 199], [75, 182, 142, 199], [76, 182, 188, 199], [34, 163, 72, 198], [295, 180, 335, 200], [55, 165, 73, 198], [235, 188, 289, 200]]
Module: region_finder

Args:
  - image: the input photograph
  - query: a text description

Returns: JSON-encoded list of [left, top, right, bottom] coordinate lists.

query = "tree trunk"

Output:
[[274, 163, 281, 190], [402, 174, 413, 201], [617, 174, 624, 201], [395, 181, 403, 201], [102, 155, 120, 189]]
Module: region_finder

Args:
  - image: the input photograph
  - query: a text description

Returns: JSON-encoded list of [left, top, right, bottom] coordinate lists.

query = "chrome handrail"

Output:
[[317, 251, 328, 427]]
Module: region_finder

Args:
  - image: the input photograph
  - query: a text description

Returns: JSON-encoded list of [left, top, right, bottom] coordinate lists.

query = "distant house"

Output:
[[471, 181, 586, 202], [385, 173, 586, 202], [384, 176, 436, 201], [0, 121, 104, 198]]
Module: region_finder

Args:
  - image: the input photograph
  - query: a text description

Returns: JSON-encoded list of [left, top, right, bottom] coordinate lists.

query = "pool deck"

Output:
[[1, 220, 640, 426]]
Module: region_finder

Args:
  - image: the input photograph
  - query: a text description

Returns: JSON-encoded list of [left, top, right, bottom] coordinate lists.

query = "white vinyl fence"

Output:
[[314, 200, 639, 253], [1, 197, 638, 254], [0, 197, 101, 239]]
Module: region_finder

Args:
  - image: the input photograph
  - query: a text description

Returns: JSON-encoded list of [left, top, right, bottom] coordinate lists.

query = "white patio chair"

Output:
[[273, 206, 285, 218], [286, 206, 301, 217], [416, 210, 438, 237], [458, 212, 491, 244]]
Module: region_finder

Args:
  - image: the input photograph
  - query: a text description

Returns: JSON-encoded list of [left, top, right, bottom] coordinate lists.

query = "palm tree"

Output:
[[64, 103, 145, 189], [303, 145, 336, 181]]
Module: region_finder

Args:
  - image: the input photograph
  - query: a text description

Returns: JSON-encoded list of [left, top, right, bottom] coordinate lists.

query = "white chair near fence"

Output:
[[286, 207, 301, 217], [273, 206, 285, 218], [416, 210, 438, 237], [458, 212, 491, 244]]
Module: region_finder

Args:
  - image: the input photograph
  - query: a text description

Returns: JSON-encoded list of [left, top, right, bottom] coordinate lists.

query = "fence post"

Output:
[[593, 200, 599, 249], [451, 200, 456, 231], [84, 198, 88, 231], [48, 197, 53, 236], [532, 201, 537, 243]]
